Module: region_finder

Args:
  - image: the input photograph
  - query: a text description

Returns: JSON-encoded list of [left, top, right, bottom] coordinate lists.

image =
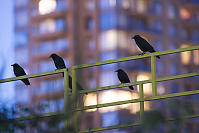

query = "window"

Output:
[[153, 1, 162, 15], [100, 12, 117, 30], [40, 79, 64, 93], [118, 13, 128, 29], [193, 30, 199, 43], [16, 47, 28, 64], [86, 0, 95, 10], [40, 38, 68, 53], [136, 0, 147, 13], [56, 0, 67, 11], [39, 19, 66, 34], [168, 24, 177, 37], [38, 0, 56, 15], [15, 0, 28, 7], [15, 30, 28, 46], [180, 8, 191, 20], [39, 19, 56, 33], [100, 71, 117, 86], [99, 0, 116, 9], [15, 11, 28, 27], [168, 4, 178, 19], [56, 19, 66, 31], [85, 17, 94, 30], [100, 30, 117, 51], [40, 61, 54, 72], [88, 40, 96, 50], [153, 20, 163, 33]]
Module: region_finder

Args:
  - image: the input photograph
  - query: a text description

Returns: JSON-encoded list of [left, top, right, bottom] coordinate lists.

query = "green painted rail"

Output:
[[0, 46, 199, 133]]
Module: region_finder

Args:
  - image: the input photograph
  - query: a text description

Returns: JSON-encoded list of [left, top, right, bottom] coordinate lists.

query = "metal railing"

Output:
[[0, 45, 199, 133]]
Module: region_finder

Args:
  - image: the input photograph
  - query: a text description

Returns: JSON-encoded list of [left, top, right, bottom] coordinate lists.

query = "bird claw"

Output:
[[138, 52, 145, 55]]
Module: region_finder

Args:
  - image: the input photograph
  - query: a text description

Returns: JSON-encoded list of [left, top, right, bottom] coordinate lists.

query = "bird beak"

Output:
[[114, 70, 118, 72], [11, 64, 13, 66], [131, 37, 134, 39]]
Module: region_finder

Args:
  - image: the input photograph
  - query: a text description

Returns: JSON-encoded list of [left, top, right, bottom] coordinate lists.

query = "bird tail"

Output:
[[22, 79, 30, 85], [150, 50, 160, 59], [156, 56, 160, 59], [129, 86, 134, 90]]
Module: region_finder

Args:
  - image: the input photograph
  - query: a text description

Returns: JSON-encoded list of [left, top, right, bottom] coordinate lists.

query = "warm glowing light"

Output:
[[157, 85, 165, 95], [40, 19, 56, 33], [39, 0, 56, 15], [180, 8, 191, 19], [100, 30, 117, 51], [193, 50, 199, 65], [84, 93, 97, 112], [180, 44, 191, 65], [98, 90, 118, 113], [98, 90, 133, 113], [137, 72, 152, 96], [137, 0, 146, 13], [122, 0, 130, 9]]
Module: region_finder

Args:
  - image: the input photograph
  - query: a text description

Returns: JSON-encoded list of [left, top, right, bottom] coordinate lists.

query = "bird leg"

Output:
[[138, 52, 146, 55]]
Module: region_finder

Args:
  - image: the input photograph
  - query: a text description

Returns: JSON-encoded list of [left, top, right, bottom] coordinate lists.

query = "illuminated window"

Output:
[[117, 0, 130, 9], [180, 8, 191, 19], [39, 0, 56, 15], [84, 93, 97, 112], [40, 19, 56, 33], [193, 50, 199, 65], [100, 30, 117, 51], [180, 44, 191, 65], [137, 72, 151, 96], [136, 0, 147, 13]]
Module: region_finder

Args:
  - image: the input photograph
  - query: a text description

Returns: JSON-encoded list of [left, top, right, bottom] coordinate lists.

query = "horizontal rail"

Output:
[[0, 111, 64, 122], [0, 69, 66, 83], [80, 113, 199, 133], [73, 46, 199, 69], [76, 89, 199, 111], [79, 72, 199, 94]]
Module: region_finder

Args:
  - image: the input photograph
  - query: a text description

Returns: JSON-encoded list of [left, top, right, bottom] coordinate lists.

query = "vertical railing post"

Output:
[[139, 83, 144, 120], [64, 68, 70, 128], [151, 55, 157, 96], [72, 67, 78, 132]]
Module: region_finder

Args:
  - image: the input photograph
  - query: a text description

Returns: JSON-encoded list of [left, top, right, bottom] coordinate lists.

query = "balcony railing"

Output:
[[0, 45, 199, 132]]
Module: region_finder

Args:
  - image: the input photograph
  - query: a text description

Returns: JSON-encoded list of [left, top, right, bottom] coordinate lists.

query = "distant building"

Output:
[[14, 0, 199, 132]]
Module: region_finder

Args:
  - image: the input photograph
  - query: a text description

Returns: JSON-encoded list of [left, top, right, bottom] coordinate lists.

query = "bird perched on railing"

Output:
[[115, 69, 134, 90], [49, 53, 85, 93], [11, 63, 30, 85], [132, 35, 160, 59]]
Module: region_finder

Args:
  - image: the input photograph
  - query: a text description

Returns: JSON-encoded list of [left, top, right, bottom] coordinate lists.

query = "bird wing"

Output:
[[54, 56, 66, 69], [136, 37, 155, 52]]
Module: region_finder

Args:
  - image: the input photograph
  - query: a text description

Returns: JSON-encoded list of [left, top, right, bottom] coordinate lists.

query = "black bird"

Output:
[[49, 53, 66, 71], [132, 35, 160, 59], [115, 69, 134, 90], [49, 53, 85, 92], [11, 63, 30, 85]]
